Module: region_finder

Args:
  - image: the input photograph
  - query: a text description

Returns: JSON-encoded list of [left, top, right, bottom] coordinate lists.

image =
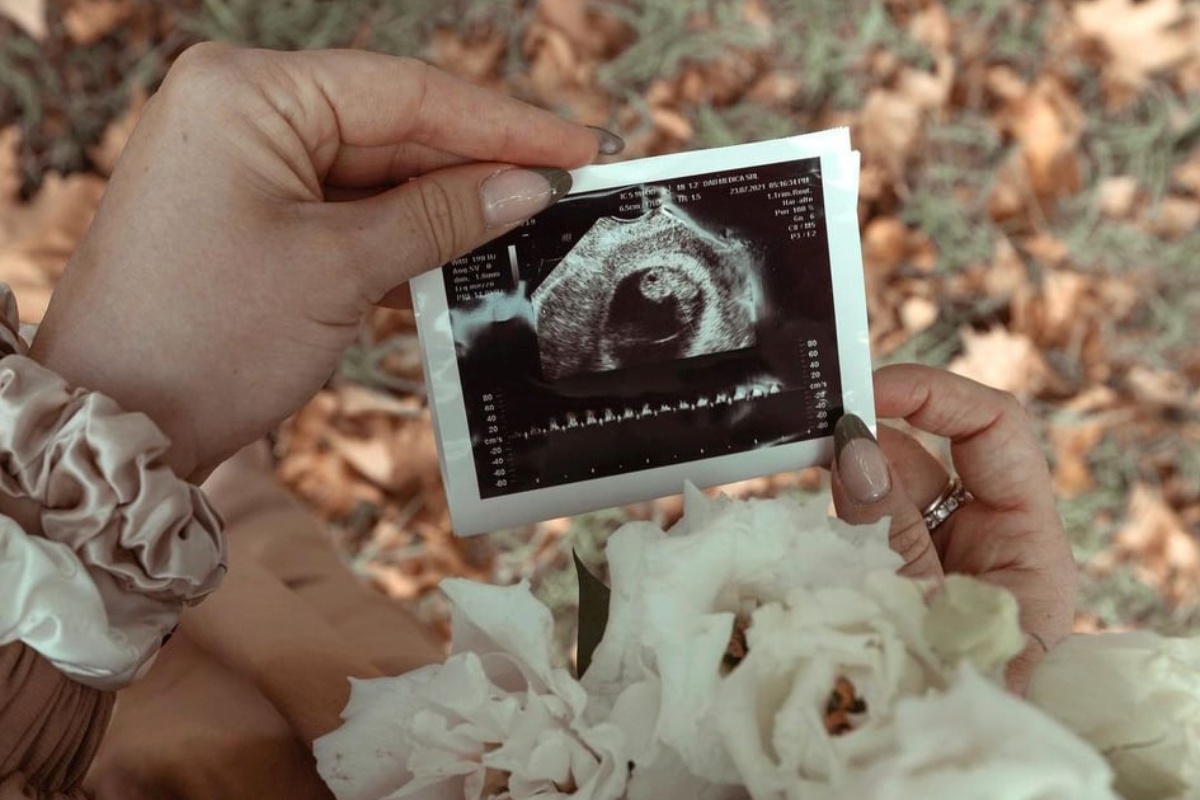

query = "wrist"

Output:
[[29, 321, 203, 482]]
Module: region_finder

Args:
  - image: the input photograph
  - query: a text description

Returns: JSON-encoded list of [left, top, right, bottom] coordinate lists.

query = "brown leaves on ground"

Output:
[[0, 128, 103, 321], [0, 0, 1197, 640], [0, 0, 135, 44], [0, 0, 46, 39], [63, 0, 134, 46], [1091, 484, 1200, 608], [1071, 0, 1200, 108]]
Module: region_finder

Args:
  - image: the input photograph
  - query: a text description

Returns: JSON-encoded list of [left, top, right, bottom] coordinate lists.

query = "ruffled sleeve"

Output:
[[0, 283, 225, 609], [0, 357, 225, 605]]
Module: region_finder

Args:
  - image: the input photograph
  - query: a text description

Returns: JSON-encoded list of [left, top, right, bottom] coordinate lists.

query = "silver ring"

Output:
[[922, 477, 970, 531]]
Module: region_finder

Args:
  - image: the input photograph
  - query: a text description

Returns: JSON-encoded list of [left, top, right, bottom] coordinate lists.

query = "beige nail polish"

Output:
[[587, 126, 626, 156], [834, 414, 892, 503], [481, 167, 572, 228]]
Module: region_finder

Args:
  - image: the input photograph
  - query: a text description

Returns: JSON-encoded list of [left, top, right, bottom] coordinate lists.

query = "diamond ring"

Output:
[[922, 477, 971, 531]]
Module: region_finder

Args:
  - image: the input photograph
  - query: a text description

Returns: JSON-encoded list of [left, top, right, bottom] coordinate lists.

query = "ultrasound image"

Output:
[[531, 208, 760, 381], [441, 156, 843, 498]]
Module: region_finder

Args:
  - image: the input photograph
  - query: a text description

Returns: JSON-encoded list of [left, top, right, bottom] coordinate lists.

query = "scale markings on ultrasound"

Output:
[[511, 383, 784, 441]]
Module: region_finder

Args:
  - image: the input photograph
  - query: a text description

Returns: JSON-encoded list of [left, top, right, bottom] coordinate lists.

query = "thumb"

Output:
[[830, 414, 944, 580], [330, 163, 572, 307]]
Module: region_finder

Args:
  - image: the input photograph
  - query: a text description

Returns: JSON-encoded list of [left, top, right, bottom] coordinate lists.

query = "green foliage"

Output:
[[1083, 91, 1189, 200], [184, 0, 366, 50], [598, 1, 770, 89], [574, 552, 611, 678], [183, 0, 516, 56], [693, 103, 797, 149]]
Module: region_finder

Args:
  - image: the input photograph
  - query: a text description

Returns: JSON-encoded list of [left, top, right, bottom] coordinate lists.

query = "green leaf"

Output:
[[574, 551, 611, 679]]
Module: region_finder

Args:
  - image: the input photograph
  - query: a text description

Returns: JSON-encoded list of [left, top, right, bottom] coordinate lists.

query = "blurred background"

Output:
[[1, 0, 1197, 648]]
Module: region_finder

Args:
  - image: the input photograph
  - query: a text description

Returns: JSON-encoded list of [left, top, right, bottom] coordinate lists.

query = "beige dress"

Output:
[[1, 450, 443, 800]]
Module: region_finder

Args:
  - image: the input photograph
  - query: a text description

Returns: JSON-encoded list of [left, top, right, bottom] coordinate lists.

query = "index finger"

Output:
[[285, 49, 600, 168], [872, 364, 1056, 516]]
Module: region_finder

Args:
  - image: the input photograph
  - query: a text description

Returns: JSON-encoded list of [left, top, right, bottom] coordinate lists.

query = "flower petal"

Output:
[[315, 668, 437, 800], [442, 579, 559, 692], [846, 665, 1118, 799], [1028, 633, 1200, 799]]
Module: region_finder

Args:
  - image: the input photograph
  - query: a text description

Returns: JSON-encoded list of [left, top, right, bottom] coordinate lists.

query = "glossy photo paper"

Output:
[[411, 129, 873, 535]]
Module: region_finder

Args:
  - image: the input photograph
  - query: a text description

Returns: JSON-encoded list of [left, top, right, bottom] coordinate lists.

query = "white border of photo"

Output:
[[411, 128, 874, 536]]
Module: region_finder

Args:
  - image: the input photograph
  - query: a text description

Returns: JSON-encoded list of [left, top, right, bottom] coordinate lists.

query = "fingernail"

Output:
[[481, 167, 572, 228], [588, 126, 625, 156], [834, 414, 892, 504]]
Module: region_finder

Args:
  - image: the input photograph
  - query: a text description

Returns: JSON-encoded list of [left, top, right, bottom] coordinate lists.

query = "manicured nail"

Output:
[[481, 167, 572, 228], [834, 414, 892, 504], [588, 126, 626, 156]]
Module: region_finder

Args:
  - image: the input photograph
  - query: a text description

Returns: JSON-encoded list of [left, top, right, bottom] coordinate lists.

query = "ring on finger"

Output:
[[922, 477, 971, 531]]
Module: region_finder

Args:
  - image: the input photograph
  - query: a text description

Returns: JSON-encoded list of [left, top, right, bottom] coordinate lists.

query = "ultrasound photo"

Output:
[[439, 155, 845, 499], [532, 208, 760, 381]]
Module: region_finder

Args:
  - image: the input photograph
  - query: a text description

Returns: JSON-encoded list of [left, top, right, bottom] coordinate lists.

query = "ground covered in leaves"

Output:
[[2, 0, 1198, 648]]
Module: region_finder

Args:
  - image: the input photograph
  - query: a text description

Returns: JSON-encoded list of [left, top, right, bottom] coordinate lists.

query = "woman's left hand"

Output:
[[830, 364, 1078, 692]]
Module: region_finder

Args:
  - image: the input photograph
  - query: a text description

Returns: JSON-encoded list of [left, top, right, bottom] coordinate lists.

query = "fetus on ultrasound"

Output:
[[531, 207, 761, 382]]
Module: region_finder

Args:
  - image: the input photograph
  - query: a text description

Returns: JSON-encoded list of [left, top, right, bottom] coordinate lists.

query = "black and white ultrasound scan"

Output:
[[412, 130, 875, 535]]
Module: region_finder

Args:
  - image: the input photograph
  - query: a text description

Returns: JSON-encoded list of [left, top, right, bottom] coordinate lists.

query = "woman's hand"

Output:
[[30, 44, 610, 481], [831, 364, 1077, 692]]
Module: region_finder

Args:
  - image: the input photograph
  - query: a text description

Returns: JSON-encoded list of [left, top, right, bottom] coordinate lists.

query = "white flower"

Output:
[[714, 573, 944, 798], [923, 574, 1026, 678], [584, 486, 902, 785], [844, 665, 1119, 799], [1027, 632, 1200, 800], [315, 579, 630, 800]]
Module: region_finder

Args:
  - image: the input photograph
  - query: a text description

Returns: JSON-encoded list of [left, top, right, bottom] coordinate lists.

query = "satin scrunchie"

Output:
[[0, 284, 226, 688]]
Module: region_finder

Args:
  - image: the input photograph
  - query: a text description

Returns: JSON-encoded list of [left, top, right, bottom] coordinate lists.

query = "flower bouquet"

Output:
[[314, 486, 1200, 800]]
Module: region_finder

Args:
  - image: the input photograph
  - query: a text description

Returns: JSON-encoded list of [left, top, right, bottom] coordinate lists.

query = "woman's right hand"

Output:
[[830, 364, 1077, 693], [30, 44, 614, 484]]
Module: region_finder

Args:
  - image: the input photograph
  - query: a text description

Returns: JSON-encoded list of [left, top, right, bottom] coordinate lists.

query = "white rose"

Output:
[[584, 487, 901, 785], [1027, 632, 1200, 800], [315, 579, 629, 800], [715, 573, 945, 798], [923, 574, 1026, 677], [846, 665, 1119, 799]]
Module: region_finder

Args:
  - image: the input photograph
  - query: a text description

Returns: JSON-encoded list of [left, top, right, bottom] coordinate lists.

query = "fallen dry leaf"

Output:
[[908, 2, 952, 56], [0, 173, 105, 322], [948, 326, 1052, 399], [862, 216, 909, 277], [335, 383, 424, 419], [536, 0, 590, 51], [63, 0, 134, 45], [1020, 233, 1070, 268], [985, 64, 1027, 104], [1049, 419, 1109, 497], [430, 28, 507, 87], [1172, 153, 1200, 197], [856, 88, 924, 190], [1094, 483, 1200, 606], [894, 59, 954, 113], [1072, 0, 1200, 107], [992, 77, 1084, 215], [276, 448, 384, 519], [1123, 364, 1193, 410], [981, 236, 1029, 301], [1146, 194, 1200, 239], [327, 431, 396, 490], [1097, 175, 1140, 218], [0, 127, 19, 204], [1021, 268, 1090, 348], [649, 106, 694, 142], [86, 86, 147, 176], [0, 0, 46, 39], [899, 296, 937, 334]]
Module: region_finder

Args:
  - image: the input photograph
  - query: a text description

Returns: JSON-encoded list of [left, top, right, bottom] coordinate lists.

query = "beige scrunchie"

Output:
[[0, 284, 226, 688]]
